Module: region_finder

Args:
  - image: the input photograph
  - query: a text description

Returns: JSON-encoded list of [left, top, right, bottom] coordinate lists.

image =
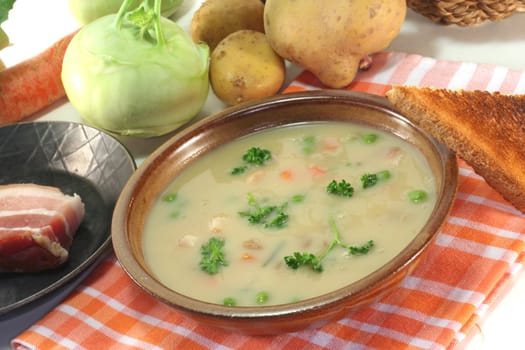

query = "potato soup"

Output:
[[142, 122, 436, 306]]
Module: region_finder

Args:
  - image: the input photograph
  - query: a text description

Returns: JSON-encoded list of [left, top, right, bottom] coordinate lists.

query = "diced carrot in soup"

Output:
[[241, 253, 256, 261], [308, 165, 326, 177], [280, 170, 293, 180]]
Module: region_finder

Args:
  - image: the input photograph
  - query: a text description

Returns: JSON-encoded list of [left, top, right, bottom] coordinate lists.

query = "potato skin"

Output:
[[190, 0, 265, 52], [210, 30, 285, 106], [264, 0, 406, 88]]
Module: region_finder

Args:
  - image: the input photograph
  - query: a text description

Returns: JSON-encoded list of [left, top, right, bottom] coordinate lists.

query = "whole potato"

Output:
[[264, 0, 406, 88], [210, 30, 285, 106], [190, 0, 265, 51]]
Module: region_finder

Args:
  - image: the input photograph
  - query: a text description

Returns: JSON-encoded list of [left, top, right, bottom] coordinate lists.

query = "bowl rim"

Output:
[[112, 90, 459, 320]]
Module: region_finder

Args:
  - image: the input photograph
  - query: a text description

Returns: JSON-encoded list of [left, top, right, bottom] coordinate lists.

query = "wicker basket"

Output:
[[407, 0, 525, 26]]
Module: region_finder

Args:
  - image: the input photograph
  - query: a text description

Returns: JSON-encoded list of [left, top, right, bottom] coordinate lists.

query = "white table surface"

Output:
[[1, 1, 524, 349]]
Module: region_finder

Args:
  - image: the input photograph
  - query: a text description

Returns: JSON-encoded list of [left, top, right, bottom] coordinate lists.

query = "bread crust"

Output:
[[385, 86, 525, 213]]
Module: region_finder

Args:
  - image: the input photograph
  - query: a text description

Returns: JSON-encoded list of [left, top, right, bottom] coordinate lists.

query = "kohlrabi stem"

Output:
[[115, 0, 135, 29], [318, 217, 347, 261], [154, 0, 166, 46], [114, 0, 165, 46]]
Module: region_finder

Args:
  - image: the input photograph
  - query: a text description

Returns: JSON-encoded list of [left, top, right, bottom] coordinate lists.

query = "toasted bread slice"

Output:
[[385, 86, 525, 213]]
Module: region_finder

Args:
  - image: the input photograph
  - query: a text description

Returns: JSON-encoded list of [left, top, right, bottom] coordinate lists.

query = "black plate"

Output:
[[0, 121, 136, 315]]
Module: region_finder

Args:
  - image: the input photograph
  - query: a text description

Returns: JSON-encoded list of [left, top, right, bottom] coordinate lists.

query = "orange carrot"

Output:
[[280, 169, 293, 180], [0, 30, 78, 125], [309, 165, 327, 176], [241, 253, 256, 261]]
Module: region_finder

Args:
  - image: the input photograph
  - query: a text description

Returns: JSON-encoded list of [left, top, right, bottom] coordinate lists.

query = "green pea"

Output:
[[302, 135, 316, 154], [377, 170, 391, 180], [162, 193, 177, 202], [223, 297, 236, 306], [362, 133, 378, 144], [408, 190, 428, 203], [291, 194, 305, 203], [255, 291, 269, 305]]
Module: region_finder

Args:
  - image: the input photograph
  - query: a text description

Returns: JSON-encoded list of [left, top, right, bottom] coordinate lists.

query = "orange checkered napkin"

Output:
[[12, 52, 525, 350]]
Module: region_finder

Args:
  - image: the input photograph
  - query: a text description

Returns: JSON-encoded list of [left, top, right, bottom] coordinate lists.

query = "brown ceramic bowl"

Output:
[[112, 90, 458, 335]]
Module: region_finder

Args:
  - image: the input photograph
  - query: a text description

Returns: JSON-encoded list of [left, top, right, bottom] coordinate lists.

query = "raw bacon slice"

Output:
[[0, 184, 85, 273]]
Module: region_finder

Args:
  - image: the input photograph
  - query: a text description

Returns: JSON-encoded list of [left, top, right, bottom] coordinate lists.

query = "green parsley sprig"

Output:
[[238, 193, 289, 229], [360, 170, 391, 189], [348, 240, 375, 255], [284, 218, 375, 272], [199, 237, 228, 275], [326, 179, 354, 197], [231, 147, 272, 175]]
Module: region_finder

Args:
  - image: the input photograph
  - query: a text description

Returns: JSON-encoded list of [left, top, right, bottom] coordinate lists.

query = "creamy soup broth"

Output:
[[142, 122, 436, 306]]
